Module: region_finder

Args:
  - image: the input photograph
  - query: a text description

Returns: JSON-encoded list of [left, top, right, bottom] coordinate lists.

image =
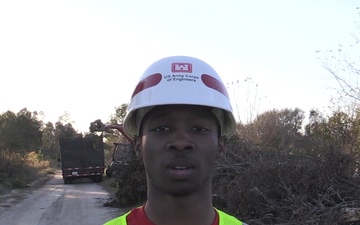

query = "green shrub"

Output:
[[111, 155, 147, 207], [213, 135, 360, 225]]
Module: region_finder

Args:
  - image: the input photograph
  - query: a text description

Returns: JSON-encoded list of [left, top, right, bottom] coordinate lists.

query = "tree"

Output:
[[238, 108, 305, 154], [54, 112, 79, 139], [0, 108, 43, 174], [41, 122, 58, 160], [227, 78, 266, 124], [105, 104, 129, 144], [109, 103, 128, 124], [239, 108, 305, 153], [306, 109, 360, 155], [317, 8, 360, 107]]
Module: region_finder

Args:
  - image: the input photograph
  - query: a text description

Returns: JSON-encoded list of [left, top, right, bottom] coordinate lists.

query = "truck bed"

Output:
[[59, 135, 105, 183], [60, 136, 104, 168]]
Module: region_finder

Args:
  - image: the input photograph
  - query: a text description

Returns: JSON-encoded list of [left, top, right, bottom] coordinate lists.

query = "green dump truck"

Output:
[[59, 135, 105, 184]]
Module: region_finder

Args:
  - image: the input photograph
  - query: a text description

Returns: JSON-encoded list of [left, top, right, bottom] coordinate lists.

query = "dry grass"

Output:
[[99, 175, 118, 197], [0, 151, 56, 194]]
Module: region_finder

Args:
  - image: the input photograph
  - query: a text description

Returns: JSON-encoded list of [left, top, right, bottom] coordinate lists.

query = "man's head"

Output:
[[123, 56, 236, 139], [134, 104, 225, 197]]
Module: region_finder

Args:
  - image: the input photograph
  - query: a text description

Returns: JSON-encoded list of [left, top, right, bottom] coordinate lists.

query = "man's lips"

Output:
[[168, 167, 194, 178], [166, 160, 196, 178], [166, 160, 196, 170]]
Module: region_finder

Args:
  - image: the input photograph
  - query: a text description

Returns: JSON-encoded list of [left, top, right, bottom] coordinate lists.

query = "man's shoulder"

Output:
[[103, 210, 131, 225], [215, 208, 248, 225]]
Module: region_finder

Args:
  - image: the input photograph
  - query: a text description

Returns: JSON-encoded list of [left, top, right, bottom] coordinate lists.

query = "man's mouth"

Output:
[[174, 166, 189, 170], [167, 161, 195, 170], [167, 163, 195, 178]]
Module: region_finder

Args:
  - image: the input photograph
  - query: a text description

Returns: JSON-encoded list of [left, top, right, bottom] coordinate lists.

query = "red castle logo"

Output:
[[171, 63, 192, 73]]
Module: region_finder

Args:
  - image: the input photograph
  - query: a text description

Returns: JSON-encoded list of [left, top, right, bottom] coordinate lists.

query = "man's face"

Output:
[[135, 105, 224, 197]]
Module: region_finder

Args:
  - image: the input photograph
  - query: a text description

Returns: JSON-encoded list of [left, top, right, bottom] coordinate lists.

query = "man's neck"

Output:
[[144, 193, 215, 225]]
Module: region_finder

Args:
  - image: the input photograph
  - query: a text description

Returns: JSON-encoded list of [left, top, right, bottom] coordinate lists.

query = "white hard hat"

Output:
[[123, 56, 236, 138]]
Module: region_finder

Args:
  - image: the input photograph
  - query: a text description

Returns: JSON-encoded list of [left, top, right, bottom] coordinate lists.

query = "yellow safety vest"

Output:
[[104, 208, 244, 225]]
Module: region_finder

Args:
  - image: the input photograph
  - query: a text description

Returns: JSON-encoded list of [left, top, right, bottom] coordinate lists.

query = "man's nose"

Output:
[[166, 129, 194, 151]]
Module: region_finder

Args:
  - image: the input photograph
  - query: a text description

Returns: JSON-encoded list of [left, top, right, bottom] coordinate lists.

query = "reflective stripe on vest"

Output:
[[103, 208, 244, 225]]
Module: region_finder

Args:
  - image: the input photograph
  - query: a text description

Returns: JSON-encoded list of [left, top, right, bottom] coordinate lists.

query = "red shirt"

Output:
[[127, 205, 219, 225]]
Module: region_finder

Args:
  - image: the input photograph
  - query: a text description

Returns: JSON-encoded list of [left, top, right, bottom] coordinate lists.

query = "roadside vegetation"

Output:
[[0, 111, 73, 194], [0, 108, 125, 195]]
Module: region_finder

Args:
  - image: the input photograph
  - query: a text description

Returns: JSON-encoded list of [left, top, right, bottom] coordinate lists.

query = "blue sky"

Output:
[[0, 0, 359, 132]]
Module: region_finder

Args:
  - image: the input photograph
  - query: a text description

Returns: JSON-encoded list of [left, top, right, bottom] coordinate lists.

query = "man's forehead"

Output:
[[142, 105, 218, 121], [149, 104, 213, 115]]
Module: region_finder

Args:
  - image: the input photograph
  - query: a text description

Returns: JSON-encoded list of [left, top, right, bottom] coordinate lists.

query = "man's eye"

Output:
[[192, 127, 208, 132], [154, 126, 170, 132]]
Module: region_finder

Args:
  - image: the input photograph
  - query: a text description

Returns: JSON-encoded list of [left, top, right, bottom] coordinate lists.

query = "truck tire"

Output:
[[64, 178, 69, 184], [110, 169, 119, 177], [93, 175, 103, 183]]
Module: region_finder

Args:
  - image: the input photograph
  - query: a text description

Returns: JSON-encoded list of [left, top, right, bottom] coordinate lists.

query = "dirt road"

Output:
[[0, 172, 125, 225]]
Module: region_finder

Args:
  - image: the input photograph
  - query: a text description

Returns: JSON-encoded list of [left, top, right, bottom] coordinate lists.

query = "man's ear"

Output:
[[133, 135, 142, 158], [218, 136, 226, 153]]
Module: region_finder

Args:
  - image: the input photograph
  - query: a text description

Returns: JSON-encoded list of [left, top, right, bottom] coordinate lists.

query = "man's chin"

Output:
[[165, 186, 198, 197]]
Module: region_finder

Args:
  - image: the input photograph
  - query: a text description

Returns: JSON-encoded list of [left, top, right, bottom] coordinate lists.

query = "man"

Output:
[[104, 56, 246, 225]]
